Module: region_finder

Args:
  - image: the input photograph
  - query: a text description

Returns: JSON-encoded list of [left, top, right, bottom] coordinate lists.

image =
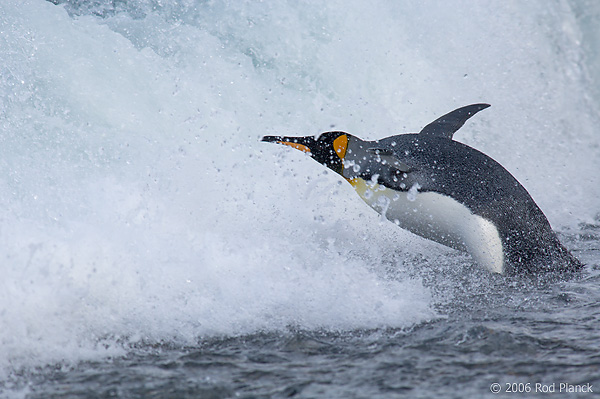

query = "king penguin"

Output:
[[262, 104, 582, 275]]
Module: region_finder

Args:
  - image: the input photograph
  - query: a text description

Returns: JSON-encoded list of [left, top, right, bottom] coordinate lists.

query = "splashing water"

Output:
[[1, 0, 599, 392]]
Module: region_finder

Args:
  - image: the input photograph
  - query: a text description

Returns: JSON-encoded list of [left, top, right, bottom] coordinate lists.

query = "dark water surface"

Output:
[[10, 227, 600, 399]]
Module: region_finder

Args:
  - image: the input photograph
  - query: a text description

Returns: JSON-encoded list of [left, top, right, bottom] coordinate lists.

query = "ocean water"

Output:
[[1, 0, 599, 398]]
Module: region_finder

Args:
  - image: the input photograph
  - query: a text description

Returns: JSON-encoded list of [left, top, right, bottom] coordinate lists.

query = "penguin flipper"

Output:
[[419, 103, 490, 139], [359, 148, 417, 190], [366, 148, 411, 173]]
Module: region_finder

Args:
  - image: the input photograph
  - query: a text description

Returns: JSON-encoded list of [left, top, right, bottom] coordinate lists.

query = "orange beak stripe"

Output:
[[278, 141, 312, 154]]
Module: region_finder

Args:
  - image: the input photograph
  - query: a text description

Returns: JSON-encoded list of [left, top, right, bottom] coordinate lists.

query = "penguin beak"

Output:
[[261, 135, 314, 155], [262, 133, 348, 175]]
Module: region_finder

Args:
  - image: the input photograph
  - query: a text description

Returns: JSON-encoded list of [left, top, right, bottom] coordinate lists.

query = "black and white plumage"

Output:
[[262, 104, 582, 275]]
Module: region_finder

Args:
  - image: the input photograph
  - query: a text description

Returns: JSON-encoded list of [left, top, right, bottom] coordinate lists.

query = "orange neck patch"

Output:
[[333, 134, 348, 159], [278, 141, 311, 154]]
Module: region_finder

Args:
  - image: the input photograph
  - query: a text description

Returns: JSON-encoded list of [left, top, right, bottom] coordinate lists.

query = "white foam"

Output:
[[0, 0, 599, 379]]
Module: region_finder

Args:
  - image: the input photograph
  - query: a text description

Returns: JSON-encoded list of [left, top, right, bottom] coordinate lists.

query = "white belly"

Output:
[[348, 178, 504, 274]]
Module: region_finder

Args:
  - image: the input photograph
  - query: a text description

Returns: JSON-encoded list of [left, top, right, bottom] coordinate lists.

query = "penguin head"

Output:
[[261, 131, 351, 175]]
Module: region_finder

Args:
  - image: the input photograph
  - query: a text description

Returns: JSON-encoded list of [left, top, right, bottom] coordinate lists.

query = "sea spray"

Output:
[[0, 0, 599, 381]]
